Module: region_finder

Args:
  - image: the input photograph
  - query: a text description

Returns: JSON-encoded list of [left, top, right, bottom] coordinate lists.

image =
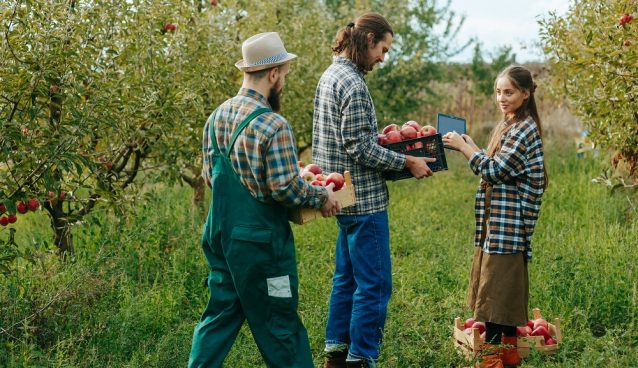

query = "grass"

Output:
[[1, 147, 637, 367]]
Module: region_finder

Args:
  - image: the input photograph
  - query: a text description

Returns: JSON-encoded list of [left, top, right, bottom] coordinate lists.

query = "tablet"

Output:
[[437, 113, 466, 136]]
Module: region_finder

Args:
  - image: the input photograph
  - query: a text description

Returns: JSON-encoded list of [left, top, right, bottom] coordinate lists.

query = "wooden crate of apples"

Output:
[[289, 162, 356, 225], [453, 308, 561, 359]]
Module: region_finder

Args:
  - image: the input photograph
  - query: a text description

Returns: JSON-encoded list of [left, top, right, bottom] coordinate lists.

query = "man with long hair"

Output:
[[312, 13, 437, 368]]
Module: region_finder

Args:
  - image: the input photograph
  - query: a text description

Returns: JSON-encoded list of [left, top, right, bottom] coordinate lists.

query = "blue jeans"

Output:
[[325, 211, 392, 363]]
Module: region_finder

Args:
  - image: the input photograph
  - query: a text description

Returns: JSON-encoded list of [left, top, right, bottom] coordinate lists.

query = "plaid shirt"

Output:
[[469, 116, 545, 261], [312, 56, 406, 215], [202, 88, 327, 209]]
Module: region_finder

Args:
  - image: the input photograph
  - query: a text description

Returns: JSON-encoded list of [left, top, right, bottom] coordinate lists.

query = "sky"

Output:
[[445, 0, 572, 63]]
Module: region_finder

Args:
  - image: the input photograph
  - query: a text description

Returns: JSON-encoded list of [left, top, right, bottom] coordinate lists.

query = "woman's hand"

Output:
[[442, 132, 480, 160], [442, 132, 467, 150]]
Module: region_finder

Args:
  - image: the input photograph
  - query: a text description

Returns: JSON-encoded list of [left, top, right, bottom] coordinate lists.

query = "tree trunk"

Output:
[[191, 176, 207, 219], [51, 215, 74, 258]]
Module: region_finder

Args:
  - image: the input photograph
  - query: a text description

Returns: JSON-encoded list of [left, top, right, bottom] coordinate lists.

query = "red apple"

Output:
[[420, 125, 437, 137], [385, 130, 402, 143], [533, 318, 549, 331], [28, 198, 40, 211], [516, 326, 530, 337], [480, 331, 486, 340], [300, 170, 315, 182], [413, 141, 423, 149], [545, 337, 557, 345], [377, 134, 388, 145], [7, 214, 17, 224], [531, 325, 551, 340], [526, 319, 534, 329], [16, 201, 27, 214], [382, 124, 400, 134], [310, 179, 323, 187], [325, 172, 345, 191], [305, 163, 322, 175], [0, 216, 8, 226], [472, 321, 486, 334], [59, 191, 66, 200], [463, 327, 473, 336], [315, 174, 325, 181], [464, 318, 476, 329], [400, 126, 418, 139], [403, 120, 421, 131], [624, 39, 631, 46], [620, 14, 634, 26], [163, 23, 177, 32]]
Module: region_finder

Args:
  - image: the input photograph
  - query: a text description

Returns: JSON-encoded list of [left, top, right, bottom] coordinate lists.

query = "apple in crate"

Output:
[[382, 124, 400, 134], [385, 131, 402, 143], [403, 120, 421, 131], [533, 317, 549, 330], [400, 126, 418, 139], [377, 134, 388, 145], [464, 318, 476, 329], [516, 326, 531, 337], [305, 163, 322, 175], [419, 125, 437, 137], [472, 321, 486, 334], [325, 172, 345, 191]]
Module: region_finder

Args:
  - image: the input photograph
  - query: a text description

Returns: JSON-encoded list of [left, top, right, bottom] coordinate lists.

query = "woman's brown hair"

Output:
[[486, 65, 548, 189], [332, 12, 393, 74]]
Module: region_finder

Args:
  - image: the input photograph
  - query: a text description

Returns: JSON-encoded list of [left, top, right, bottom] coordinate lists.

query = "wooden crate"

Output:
[[453, 308, 562, 360], [289, 171, 356, 225]]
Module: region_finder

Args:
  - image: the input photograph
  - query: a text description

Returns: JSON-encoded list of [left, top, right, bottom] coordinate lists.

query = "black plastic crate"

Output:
[[381, 133, 448, 181]]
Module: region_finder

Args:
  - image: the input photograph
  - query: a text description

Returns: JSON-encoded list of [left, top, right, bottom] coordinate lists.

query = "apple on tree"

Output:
[[16, 201, 28, 214], [28, 198, 40, 211], [7, 214, 17, 224], [0, 216, 8, 226]]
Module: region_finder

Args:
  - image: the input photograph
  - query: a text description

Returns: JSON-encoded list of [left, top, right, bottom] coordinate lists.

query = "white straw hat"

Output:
[[235, 32, 297, 72]]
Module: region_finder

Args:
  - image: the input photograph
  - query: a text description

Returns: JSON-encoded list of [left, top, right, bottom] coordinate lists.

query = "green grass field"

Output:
[[1, 147, 637, 367]]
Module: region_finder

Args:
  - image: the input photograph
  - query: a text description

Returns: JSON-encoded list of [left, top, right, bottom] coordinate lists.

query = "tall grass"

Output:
[[1, 147, 637, 367]]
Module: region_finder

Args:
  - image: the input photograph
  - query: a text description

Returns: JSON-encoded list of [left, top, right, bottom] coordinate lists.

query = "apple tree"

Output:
[[540, 1, 637, 193], [0, 0, 230, 257]]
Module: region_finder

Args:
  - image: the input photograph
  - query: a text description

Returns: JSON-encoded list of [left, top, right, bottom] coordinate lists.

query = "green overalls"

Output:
[[188, 108, 314, 368]]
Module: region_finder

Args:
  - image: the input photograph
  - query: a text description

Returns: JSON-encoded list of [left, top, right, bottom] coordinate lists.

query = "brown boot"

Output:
[[324, 350, 348, 368], [475, 343, 504, 368], [501, 336, 521, 367]]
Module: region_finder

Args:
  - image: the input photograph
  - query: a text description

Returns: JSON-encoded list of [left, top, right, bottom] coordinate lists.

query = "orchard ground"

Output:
[[1, 144, 637, 367]]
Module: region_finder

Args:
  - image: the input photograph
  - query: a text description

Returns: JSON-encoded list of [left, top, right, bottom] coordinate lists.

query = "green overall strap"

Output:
[[207, 110, 220, 153], [226, 107, 271, 158]]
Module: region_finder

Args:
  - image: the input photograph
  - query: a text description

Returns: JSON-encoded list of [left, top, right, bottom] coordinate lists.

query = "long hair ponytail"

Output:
[[332, 12, 393, 73]]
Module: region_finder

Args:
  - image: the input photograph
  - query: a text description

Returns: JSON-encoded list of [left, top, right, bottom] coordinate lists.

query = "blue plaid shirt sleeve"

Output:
[[266, 123, 328, 209], [201, 116, 213, 187], [469, 125, 529, 184], [341, 86, 406, 170]]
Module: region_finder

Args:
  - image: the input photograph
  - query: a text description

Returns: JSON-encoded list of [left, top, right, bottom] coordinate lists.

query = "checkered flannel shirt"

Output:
[[201, 88, 327, 208], [312, 56, 406, 215], [469, 116, 546, 261]]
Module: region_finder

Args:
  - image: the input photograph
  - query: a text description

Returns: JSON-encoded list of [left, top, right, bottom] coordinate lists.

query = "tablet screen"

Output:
[[437, 113, 466, 136]]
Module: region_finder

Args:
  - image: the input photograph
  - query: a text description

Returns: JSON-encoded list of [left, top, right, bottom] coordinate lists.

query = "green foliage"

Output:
[[540, 1, 638, 191], [2, 149, 638, 366]]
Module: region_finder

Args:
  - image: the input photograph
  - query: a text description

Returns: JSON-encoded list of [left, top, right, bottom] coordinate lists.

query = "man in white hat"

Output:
[[188, 32, 341, 368]]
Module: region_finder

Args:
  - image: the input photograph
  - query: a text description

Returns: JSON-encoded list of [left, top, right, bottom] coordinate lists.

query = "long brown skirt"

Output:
[[467, 247, 529, 326]]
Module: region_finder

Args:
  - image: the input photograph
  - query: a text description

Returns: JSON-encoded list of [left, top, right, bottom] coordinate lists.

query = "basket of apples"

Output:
[[453, 308, 561, 359], [289, 162, 356, 225], [378, 120, 448, 181]]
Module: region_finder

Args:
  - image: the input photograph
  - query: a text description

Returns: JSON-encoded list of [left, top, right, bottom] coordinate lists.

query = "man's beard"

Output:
[[267, 86, 282, 112]]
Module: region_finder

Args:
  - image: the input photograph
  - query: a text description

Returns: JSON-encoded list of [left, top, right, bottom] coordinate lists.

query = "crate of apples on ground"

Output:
[[453, 308, 561, 360], [289, 162, 356, 225]]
